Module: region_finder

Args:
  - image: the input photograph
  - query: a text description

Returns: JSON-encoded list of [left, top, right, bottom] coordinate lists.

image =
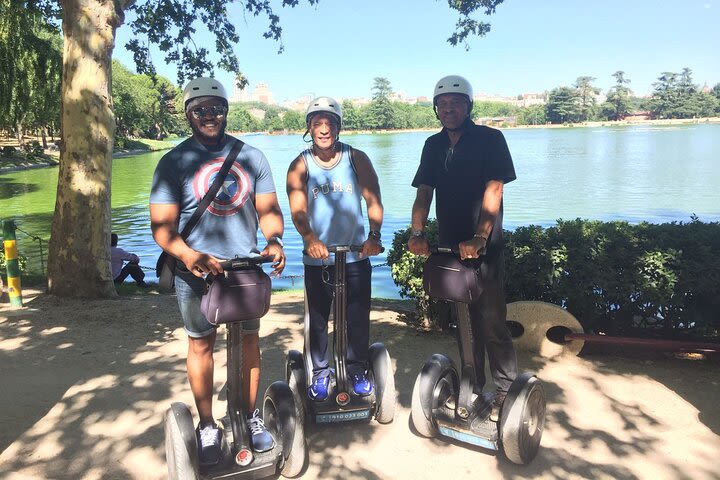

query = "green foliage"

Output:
[[516, 104, 546, 125], [574, 76, 600, 121], [387, 220, 438, 317], [0, 0, 61, 136], [1, 146, 17, 157], [603, 71, 633, 120], [388, 218, 720, 340], [0, 249, 28, 272], [22, 140, 43, 156], [446, 0, 506, 49], [114, 136, 173, 151], [226, 105, 262, 132], [112, 60, 184, 139], [546, 86, 582, 124], [473, 101, 520, 118], [648, 68, 714, 119], [712, 83, 720, 101], [367, 77, 395, 129], [281, 110, 305, 131]]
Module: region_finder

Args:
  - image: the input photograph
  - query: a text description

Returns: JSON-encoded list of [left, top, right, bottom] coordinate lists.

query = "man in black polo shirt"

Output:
[[408, 75, 518, 421]]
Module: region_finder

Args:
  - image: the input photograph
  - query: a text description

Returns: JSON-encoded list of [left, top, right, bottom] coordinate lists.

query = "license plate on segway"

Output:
[[315, 409, 371, 423], [438, 425, 499, 451]]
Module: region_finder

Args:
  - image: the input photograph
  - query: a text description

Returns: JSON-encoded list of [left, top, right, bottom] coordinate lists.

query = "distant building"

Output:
[[283, 95, 313, 112], [512, 93, 546, 107], [230, 82, 249, 103], [474, 92, 511, 103], [475, 116, 517, 127], [347, 97, 371, 107], [231, 82, 276, 105], [252, 83, 274, 104]]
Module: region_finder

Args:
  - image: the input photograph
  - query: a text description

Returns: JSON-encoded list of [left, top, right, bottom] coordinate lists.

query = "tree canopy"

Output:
[[13, 0, 507, 298], [0, 0, 62, 142]]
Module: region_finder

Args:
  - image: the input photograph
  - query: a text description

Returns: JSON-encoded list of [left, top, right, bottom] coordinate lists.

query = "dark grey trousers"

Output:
[[304, 259, 371, 378], [468, 255, 518, 394]]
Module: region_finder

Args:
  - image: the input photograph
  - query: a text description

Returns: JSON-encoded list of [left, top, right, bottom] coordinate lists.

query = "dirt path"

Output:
[[1, 290, 718, 480]]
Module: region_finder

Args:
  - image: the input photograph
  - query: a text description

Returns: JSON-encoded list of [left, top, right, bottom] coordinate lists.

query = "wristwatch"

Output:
[[368, 230, 382, 239], [268, 236, 284, 248], [411, 229, 425, 237]]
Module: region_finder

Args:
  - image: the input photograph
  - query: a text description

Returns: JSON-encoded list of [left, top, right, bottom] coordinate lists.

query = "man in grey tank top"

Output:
[[286, 97, 384, 402]]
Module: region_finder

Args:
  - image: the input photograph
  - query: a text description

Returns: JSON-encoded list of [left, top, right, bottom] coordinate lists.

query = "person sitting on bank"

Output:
[[111, 233, 148, 287]]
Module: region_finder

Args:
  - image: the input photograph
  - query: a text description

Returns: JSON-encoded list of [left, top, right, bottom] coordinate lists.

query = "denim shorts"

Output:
[[174, 272, 260, 338]]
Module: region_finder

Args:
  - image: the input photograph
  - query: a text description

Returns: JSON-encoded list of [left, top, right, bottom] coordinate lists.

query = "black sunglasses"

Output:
[[190, 105, 228, 119]]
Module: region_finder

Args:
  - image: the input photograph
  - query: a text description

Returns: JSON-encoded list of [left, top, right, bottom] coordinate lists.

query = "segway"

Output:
[[410, 247, 546, 465], [164, 256, 306, 480], [286, 245, 395, 427]]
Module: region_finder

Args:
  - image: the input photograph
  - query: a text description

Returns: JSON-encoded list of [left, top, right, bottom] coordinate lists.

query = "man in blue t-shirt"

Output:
[[150, 77, 285, 465], [409, 75, 518, 423]]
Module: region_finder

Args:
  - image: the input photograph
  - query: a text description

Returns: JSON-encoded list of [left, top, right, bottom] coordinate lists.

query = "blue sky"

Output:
[[113, 0, 720, 102]]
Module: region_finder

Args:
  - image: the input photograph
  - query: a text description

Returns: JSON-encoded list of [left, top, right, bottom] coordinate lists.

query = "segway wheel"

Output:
[[369, 342, 396, 424], [499, 373, 546, 465], [164, 402, 200, 480], [410, 354, 458, 438], [285, 351, 307, 474], [263, 381, 306, 478]]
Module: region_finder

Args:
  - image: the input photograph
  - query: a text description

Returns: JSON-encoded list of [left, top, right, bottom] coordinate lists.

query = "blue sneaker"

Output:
[[308, 375, 330, 401], [196, 422, 222, 466], [247, 409, 274, 453], [352, 372, 373, 396]]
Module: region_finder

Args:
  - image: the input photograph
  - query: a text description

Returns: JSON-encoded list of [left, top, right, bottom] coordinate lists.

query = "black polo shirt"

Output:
[[412, 118, 516, 257]]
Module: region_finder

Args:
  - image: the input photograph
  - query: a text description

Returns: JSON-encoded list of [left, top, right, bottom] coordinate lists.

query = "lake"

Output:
[[2, 123, 719, 298]]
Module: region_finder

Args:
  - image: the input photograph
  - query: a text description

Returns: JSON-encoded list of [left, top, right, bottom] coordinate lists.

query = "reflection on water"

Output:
[[2, 124, 719, 299]]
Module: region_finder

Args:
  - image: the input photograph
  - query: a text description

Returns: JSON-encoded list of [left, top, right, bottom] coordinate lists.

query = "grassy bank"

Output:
[[0, 136, 174, 173]]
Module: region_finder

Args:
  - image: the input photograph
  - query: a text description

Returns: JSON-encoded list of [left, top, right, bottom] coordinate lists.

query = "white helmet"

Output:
[[183, 77, 228, 110], [306, 96, 343, 127], [433, 75, 473, 107]]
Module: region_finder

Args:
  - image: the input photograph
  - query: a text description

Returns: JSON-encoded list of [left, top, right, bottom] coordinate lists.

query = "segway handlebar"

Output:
[[219, 255, 275, 270], [429, 245, 486, 257], [303, 244, 385, 255]]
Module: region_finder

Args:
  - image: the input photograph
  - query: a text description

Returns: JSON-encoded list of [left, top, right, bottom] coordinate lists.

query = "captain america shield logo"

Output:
[[192, 158, 251, 216]]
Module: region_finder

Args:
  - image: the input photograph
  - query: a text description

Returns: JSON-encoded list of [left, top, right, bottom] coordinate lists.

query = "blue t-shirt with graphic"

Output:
[[150, 136, 276, 260]]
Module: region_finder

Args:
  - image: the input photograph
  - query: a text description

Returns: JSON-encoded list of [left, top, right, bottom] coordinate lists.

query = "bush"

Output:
[[387, 220, 453, 329], [22, 141, 44, 156], [114, 136, 128, 150], [1, 146, 17, 157], [388, 218, 720, 340]]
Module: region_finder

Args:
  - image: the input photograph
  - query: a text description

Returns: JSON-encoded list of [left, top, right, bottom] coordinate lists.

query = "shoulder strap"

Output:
[[346, 143, 358, 174], [178, 139, 245, 239]]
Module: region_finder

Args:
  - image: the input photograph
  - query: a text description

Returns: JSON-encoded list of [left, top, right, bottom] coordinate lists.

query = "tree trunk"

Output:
[[47, 0, 123, 297], [16, 121, 23, 146]]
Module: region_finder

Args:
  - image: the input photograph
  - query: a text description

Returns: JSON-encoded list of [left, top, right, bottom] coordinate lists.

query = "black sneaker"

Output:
[[490, 392, 507, 422], [196, 422, 222, 466]]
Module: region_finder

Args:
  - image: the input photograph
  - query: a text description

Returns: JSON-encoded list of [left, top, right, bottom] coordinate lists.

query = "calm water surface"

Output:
[[2, 123, 719, 298]]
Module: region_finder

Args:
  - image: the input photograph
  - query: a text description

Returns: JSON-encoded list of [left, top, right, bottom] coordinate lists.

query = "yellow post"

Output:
[[3, 220, 23, 307]]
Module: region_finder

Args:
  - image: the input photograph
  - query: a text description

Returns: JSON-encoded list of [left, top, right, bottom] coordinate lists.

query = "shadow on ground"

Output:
[[0, 292, 718, 479]]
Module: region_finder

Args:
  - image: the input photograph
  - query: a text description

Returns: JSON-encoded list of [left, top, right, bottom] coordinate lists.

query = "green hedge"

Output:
[[388, 218, 720, 341]]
